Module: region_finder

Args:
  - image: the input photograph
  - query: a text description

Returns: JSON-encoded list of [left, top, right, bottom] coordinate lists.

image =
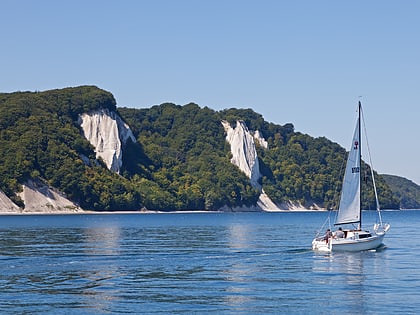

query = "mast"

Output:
[[358, 101, 362, 230]]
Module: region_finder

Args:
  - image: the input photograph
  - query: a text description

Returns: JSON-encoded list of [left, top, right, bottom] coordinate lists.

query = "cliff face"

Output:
[[79, 109, 136, 173], [0, 190, 21, 213], [18, 180, 83, 213], [222, 120, 263, 189], [0, 180, 83, 214], [222, 120, 280, 210], [1, 106, 137, 213]]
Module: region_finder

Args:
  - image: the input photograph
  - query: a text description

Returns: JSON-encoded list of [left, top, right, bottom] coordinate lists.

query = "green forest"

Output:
[[382, 175, 420, 209], [0, 86, 402, 211]]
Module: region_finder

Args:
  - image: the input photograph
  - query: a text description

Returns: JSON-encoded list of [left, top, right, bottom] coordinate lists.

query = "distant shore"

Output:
[[0, 208, 408, 215], [0, 208, 328, 215]]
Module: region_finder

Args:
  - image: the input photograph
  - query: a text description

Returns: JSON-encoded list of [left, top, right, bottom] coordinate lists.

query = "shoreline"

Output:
[[0, 208, 405, 215], [0, 208, 328, 215]]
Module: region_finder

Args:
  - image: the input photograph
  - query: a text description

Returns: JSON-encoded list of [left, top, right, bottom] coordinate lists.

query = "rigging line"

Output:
[[315, 215, 331, 238], [360, 106, 383, 225]]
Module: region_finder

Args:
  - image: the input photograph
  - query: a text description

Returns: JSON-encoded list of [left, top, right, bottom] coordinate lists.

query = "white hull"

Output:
[[312, 227, 388, 252]]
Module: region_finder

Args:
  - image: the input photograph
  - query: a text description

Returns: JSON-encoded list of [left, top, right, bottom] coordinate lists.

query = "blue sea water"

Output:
[[0, 210, 419, 314]]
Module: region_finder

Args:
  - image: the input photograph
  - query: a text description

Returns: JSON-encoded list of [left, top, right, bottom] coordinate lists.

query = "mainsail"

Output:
[[335, 114, 361, 225]]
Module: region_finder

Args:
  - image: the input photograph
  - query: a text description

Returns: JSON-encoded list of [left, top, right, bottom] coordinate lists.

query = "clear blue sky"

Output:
[[2, 0, 419, 184]]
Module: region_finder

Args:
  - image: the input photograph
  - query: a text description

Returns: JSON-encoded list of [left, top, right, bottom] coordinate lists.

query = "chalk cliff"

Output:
[[0, 180, 83, 214], [18, 180, 83, 213], [222, 120, 262, 188], [222, 120, 281, 210], [79, 109, 136, 173], [0, 190, 21, 213]]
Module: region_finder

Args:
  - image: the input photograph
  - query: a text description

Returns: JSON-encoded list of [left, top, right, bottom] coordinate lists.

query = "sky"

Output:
[[1, 0, 419, 184]]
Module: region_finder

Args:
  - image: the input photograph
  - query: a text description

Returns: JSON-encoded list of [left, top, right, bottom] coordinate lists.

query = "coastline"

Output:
[[1, 208, 405, 216], [0, 208, 328, 215]]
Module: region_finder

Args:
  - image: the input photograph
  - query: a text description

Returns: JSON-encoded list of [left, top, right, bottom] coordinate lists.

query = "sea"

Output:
[[0, 210, 419, 314]]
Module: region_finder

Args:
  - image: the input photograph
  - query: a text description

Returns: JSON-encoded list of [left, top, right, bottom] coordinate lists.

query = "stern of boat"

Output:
[[312, 238, 332, 252]]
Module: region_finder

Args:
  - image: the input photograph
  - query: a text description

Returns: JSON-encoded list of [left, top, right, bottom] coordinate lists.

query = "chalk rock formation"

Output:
[[79, 109, 136, 173], [222, 120, 280, 210], [254, 130, 268, 149], [222, 120, 262, 188], [0, 190, 21, 213], [18, 180, 83, 213]]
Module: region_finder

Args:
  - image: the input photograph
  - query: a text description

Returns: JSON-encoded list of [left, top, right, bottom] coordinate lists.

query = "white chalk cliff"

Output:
[[221, 120, 281, 211], [79, 109, 136, 173], [222, 120, 262, 188], [253, 130, 268, 150], [0, 180, 83, 214], [18, 180, 83, 213], [0, 190, 21, 213]]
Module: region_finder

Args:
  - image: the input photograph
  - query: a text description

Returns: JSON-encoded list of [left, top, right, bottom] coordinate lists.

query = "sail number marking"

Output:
[[352, 167, 360, 174]]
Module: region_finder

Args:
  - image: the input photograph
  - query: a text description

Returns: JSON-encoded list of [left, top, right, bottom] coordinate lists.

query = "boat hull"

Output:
[[312, 232, 386, 252]]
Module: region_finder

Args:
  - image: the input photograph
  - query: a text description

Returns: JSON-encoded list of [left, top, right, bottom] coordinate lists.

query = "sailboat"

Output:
[[312, 102, 390, 252]]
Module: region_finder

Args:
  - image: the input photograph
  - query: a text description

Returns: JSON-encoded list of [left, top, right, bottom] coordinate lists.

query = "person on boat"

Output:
[[324, 229, 333, 243], [334, 227, 345, 238]]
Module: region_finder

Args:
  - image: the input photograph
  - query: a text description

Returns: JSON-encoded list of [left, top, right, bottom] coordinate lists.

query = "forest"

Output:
[[382, 175, 420, 209], [0, 86, 401, 211]]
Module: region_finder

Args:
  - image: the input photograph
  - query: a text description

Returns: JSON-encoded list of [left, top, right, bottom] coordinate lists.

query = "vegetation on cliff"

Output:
[[0, 86, 400, 210], [0, 86, 138, 210]]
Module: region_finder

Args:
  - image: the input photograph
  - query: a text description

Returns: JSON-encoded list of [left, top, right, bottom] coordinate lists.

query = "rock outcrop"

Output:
[[18, 180, 83, 213], [0, 180, 83, 214], [79, 109, 136, 173], [222, 120, 262, 188], [222, 120, 282, 210], [0, 190, 21, 213]]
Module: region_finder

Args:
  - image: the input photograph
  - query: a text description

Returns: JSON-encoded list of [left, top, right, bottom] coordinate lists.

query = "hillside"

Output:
[[0, 86, 400, 211], [119, 105, 398, 210], [382, 174, 420, 209], [0, 86, 139, 211]]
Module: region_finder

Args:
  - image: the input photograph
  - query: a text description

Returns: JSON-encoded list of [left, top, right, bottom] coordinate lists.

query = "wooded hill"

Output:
[[0, 86, 401, 211], [382, 175, 420, 209]]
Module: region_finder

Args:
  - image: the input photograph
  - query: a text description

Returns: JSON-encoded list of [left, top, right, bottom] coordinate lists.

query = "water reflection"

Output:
[[81, 224, 122, 313], [0, 223, 124, 314], [312, 249, 387, 313], [84, 225, 121, 256], [223, 223, 257, 311]]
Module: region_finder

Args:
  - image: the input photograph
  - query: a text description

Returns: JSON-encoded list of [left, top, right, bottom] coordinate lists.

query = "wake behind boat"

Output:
[[312, 102, 390, 252]]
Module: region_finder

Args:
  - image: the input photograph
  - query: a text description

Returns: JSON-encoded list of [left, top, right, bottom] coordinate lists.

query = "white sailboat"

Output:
[[312, 102, 390, 252]]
